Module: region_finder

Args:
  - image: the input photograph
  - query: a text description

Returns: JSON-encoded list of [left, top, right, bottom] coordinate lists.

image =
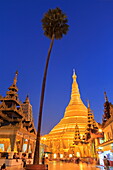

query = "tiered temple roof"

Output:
[[0, 72, 36, 134]]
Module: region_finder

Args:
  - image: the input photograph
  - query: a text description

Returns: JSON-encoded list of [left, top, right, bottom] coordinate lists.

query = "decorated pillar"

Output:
[[26, 139, 30, 153], [9, 135, 16, 158], [26, 139, 30, 158], [20, 137, 24, 152]]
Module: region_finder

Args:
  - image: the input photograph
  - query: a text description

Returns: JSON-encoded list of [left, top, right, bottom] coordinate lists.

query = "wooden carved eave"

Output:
[[0, 97, 21, 106], [8, 85, 18, 92], [1, 108, 24, 118], [0, 111, 22, 122]]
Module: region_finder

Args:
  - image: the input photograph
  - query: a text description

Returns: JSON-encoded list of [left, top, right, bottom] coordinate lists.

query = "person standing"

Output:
[[22, 154, 26, 168], [1, 163, 7, 170], [103, 156, 110, 169], [42, 155, 45, 164], [5, 153, 8, 159], [45, 157, 49, 169]]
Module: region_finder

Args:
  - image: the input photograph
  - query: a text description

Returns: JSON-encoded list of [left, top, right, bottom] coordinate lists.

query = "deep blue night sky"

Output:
[[0, 0, 113, 135]]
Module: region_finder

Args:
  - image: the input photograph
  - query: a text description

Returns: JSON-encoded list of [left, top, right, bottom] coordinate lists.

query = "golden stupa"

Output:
[[41, 71, 97, 158], [50, 70, 88, 136]]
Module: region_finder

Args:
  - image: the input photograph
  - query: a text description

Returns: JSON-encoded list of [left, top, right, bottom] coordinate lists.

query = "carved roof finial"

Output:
[[13, 71, 18, 85], [104, 92, 108, 102], [8, 71, 18, 92], [25, 95, 30, 103]]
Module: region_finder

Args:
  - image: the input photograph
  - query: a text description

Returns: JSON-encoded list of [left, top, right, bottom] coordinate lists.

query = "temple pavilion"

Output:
[[41, 71, 99, 159], [0, 72, 36, 158]]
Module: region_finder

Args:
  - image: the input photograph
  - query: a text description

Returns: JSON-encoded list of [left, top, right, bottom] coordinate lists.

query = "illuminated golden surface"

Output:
[[41, 72, 91, 158], [49, 71, 88, 136]]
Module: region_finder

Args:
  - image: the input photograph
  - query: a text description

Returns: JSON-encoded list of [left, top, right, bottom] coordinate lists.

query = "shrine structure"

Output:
[[0, 72, 36, 159], [41, 71, 99, 159]]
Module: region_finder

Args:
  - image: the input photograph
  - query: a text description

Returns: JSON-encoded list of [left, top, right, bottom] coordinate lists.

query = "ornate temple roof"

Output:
[[0, 72, 36, 134]]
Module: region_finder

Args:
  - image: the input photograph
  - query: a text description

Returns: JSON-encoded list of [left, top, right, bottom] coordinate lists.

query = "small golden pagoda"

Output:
[[41, 71, 98, 159]]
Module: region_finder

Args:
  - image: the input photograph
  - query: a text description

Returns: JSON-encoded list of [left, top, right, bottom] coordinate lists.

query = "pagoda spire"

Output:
[[25, 95, 30, 103], [13, 71, 18, 86], [63, 70, 87, 119], [8, 71, 18, 92], [6, 71, 19, 99], [87, 100, 91, 113], [73, 124, 81, 145], [72, 69, 77, 82], [86, 100, 98, 132], [104, 91, 108, 102], [86, 100, 92, 130], [22, 95, 33, 121], [87, 100, 90, 108], [69, 70, 81, 105], [102, 91, 110, 123]]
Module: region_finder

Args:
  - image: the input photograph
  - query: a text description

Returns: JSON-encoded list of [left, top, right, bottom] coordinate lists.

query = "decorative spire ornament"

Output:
[[13, 71, 18, 86], [103, 91, 110, 122], [72, 69, 77, 82], [7, 71, 19, 97], [25, 95, 30, 103], [73, 124, 81, 145], [104, 92, 108, 102]]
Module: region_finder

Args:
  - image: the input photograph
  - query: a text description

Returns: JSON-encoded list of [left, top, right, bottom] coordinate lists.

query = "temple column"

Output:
[[32, 141, 35, 153], [18, 137, 24, 158], [26, 140, 30, 152], [31, 141, 35, 159], [20, 137, 24, 152], [26, 139, 30, 158], [9, 135, 16, 158], [4, 140, 9, 152]]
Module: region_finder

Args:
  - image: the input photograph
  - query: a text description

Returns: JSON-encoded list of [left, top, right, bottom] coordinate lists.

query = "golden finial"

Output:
[[87, 100, 90, 108], [13, 71, 18, 85], [72, 69, 77, 82]]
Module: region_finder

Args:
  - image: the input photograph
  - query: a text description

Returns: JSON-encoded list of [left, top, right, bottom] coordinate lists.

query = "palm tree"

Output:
[[34, 7, 69, 165]]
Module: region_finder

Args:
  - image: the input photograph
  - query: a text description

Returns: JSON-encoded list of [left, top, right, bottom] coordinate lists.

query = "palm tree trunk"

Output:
[[33, 34, 55, 164]]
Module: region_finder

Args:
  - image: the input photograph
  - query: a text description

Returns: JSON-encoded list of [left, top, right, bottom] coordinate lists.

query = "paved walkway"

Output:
[[3, 162, 113, 170], [5, 165, 23, 170]]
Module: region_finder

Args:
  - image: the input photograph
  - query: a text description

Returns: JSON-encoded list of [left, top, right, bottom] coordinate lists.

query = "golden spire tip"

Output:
[[87, 99, 90, 108], [13, 71, 18, 85], [72, 69, 77, 81]]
